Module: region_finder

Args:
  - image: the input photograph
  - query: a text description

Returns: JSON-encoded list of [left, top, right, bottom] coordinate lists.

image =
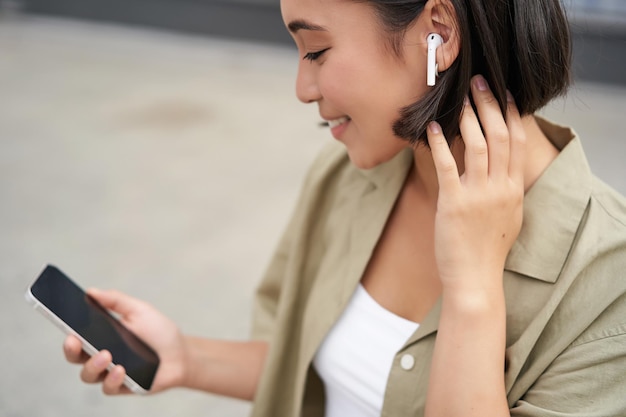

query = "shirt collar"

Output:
[[355, 117, 592, 284], [505, 117, 592, 282], [357, 146, 414, 190]]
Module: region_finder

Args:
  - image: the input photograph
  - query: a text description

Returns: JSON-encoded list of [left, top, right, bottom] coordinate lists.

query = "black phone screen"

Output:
[[30, 265, 159, 391]]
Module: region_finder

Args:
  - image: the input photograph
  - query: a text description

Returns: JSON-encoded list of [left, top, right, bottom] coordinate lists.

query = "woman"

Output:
[[64, 0, 626, 416]]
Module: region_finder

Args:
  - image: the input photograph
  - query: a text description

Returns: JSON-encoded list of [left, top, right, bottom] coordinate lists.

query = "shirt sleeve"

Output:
[[511, 324, 626, 416]]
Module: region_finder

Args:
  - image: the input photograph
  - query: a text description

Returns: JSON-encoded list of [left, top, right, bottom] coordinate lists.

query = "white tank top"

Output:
[[313, 284, 420, 417]]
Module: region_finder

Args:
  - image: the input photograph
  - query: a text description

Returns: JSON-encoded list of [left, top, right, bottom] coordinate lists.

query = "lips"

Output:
[[327, 116, 351, 128], [327, 117, 351, 140]]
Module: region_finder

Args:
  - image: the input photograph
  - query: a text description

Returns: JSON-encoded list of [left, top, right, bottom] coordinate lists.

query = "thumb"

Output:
[[86, 288, 140, 318]]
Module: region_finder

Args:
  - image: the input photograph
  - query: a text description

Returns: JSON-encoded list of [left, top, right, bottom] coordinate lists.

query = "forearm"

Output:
[[425, 281, 510, 417], [181, 336, 269, 401]]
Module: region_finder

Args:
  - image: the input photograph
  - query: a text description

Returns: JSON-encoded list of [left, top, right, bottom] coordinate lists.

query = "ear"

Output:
[[423, 0, 460, 73]]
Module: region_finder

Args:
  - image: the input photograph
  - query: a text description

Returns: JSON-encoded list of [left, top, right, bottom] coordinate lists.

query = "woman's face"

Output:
[[281, 0, 430, 169]]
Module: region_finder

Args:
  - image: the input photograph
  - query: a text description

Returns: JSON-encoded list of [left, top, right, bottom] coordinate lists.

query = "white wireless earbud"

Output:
[[427, 33, 443, 86]]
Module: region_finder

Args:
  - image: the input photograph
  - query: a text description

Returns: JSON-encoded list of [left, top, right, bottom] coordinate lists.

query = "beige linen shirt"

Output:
[[250, 117, 626, 417]]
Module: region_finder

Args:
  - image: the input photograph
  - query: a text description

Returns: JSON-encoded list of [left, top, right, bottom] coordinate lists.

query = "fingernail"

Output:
[[506, 90, 515, 103], [429, 121, 441, 134], [474, 75, 488, 91], [112, 365, 125, 381], [94, 352, 108, 367], [86, 288, 101, 296]]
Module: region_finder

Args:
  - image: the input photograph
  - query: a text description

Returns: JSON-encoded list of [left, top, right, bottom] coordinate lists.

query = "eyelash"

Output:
[[303, 48, 330, 62]]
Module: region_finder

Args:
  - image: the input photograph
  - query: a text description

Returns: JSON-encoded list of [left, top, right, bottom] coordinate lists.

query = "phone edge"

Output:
[[24, 264, 150, 395]]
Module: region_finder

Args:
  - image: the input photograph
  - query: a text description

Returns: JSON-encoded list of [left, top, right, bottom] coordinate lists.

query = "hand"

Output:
[[63, 289, 187, 395], [426, 75, 526, 294]]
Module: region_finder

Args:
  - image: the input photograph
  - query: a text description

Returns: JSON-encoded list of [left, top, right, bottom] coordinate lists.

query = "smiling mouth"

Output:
[[319, 116, 351, 128]]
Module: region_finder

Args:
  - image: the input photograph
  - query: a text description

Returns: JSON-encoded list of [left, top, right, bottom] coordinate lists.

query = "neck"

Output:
[[409, 115, 559, 202]]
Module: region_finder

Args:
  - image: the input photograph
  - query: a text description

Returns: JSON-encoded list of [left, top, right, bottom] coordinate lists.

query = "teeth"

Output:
[[328, 116, 350, 128]]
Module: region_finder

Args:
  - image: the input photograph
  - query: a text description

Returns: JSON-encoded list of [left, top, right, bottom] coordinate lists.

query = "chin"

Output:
[[345, 149, 397, 170], [342, 133, 409, 170]]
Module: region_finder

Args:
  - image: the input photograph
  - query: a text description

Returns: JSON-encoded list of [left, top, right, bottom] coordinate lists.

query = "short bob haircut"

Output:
[[363, 0, 572, 146]]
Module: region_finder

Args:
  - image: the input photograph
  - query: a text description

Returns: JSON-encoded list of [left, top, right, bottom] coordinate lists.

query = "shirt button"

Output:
[[400, 354, 415, 370]]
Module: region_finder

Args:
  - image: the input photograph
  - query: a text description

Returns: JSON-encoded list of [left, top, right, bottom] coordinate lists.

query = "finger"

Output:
[[471, 75, 510, 177], [505, 90, 526, 184], [458, 95, 488, 182], [86, 288, 139, 319], [64, 335, 90, 364], [427, 121, 460, 192], [102, 365, 132, 395], [80, 350, 112, 384]]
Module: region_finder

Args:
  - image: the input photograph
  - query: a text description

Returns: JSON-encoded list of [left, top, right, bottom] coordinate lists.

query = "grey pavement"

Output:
[[1, 15, 625, 417]]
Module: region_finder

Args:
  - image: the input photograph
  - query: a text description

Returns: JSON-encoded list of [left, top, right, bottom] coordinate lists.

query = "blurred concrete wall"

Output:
[[17, 0, 626, 85], [20, 0, 291, 44]]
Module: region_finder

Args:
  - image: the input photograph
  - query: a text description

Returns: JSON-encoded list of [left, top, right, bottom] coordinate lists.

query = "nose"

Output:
[[295, 62, 322, 104]]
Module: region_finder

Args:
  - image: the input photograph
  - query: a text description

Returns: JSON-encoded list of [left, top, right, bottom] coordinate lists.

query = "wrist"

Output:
[[178, 335, 198, 389], [441, 282, 505, 317]]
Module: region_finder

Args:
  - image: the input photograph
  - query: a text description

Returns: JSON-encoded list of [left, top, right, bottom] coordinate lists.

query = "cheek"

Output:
[[317, 59, 358, 106]]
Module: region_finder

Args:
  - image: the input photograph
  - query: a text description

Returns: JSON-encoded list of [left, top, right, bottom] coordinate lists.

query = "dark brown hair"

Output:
[[364, 0, 572, 146]]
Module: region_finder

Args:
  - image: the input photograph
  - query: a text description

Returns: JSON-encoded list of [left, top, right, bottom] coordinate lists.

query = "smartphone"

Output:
[[25, 264, 160, 394]]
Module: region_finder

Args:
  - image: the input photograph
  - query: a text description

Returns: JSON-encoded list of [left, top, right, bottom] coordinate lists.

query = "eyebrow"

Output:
[[287, 19, 328, 34]]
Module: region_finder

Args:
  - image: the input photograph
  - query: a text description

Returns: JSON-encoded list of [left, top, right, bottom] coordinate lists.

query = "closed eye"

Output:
[[303, 48, 330, 62]]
